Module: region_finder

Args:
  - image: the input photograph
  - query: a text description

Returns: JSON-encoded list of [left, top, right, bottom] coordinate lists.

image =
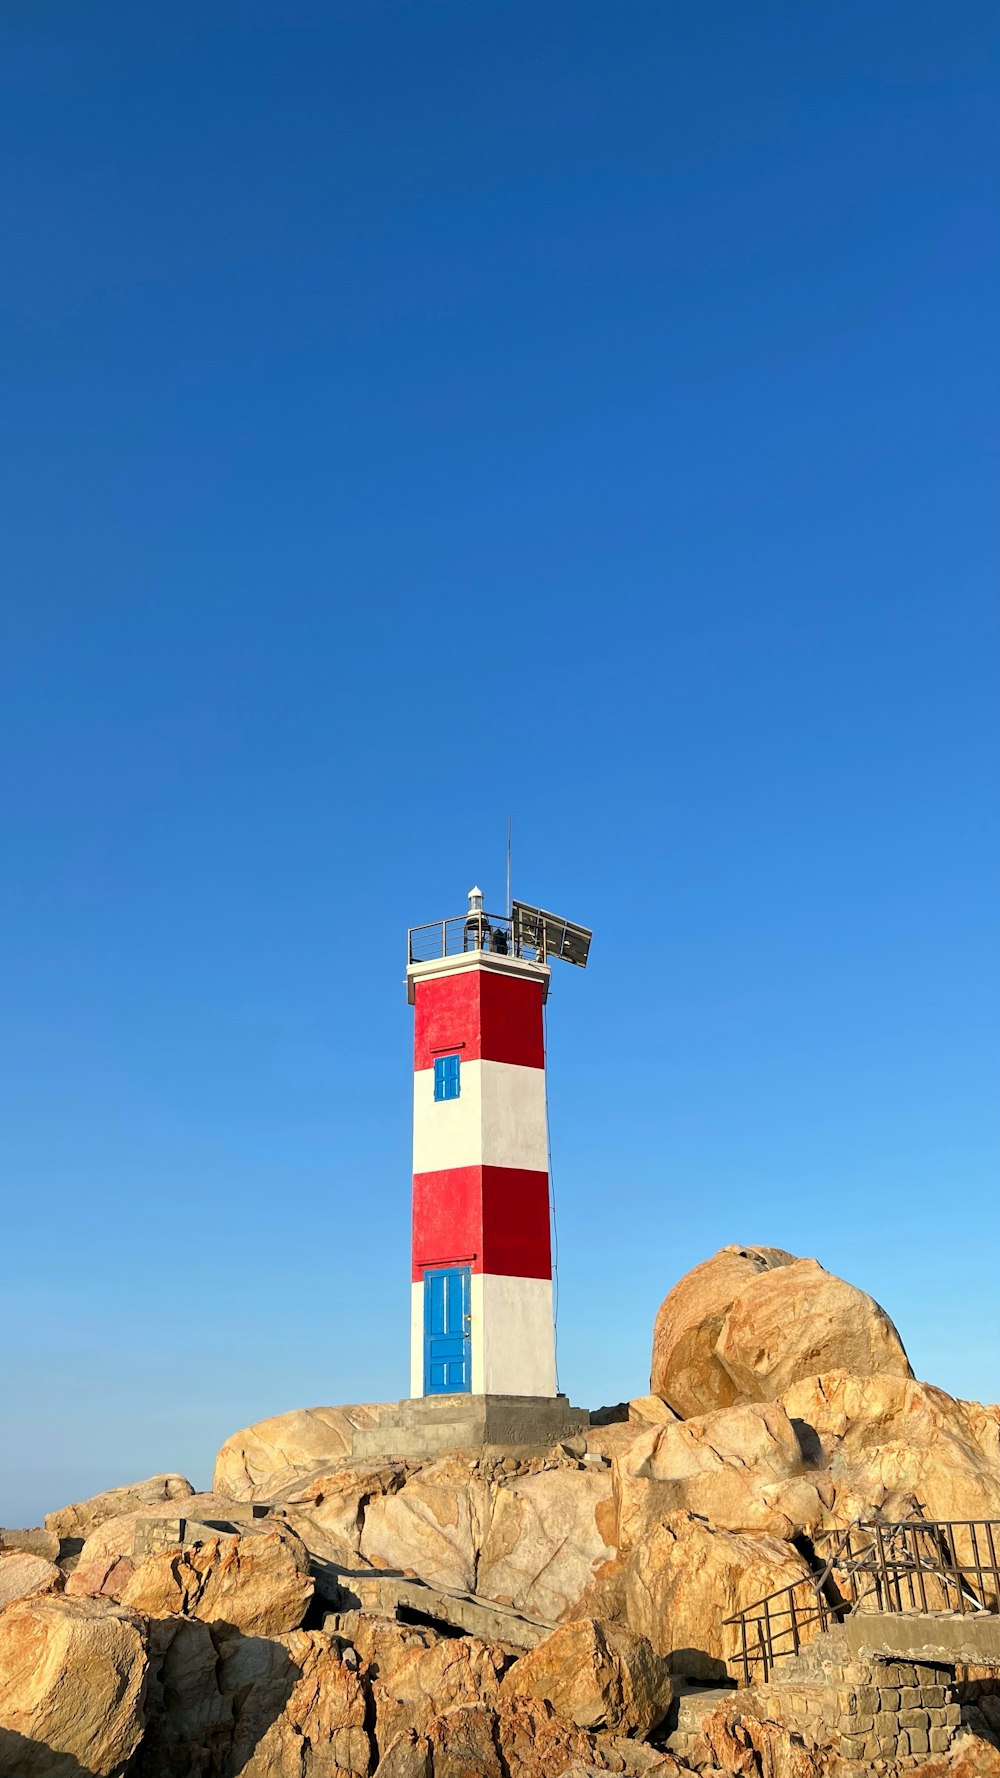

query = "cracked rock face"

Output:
[[650, 1247, 912, 1418], [120, 1523, 314, 1637], [501, 1617, 675, 1738], [0, 1593, 148, 1777]]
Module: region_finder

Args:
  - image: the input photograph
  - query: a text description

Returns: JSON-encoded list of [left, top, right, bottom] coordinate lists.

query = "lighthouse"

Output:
[[351, 887, 592, 1462], [407, 889, 591, 1397]]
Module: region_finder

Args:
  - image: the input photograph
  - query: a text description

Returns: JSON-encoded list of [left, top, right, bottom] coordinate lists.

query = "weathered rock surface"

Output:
[[360, 1458, 493, 1593], [624, 1511, 815, 1679], [715, 1257, 912, 1403], [132, 1619, 371, 1778], [373, 1633, 512, 1752], [374, 1695, 681, 1778], [918, 1731, 1000, 1777], [0, 1529, 60, 1563], [479, 1468, 616, 1622], [0, 1552, 62, 1610], [44, 1472, 195, 1543], [121, 1524, 313, 1635], [501, 1616, 674, 1737], [12, 1246, 1000, 1778], [223, 1628, 371, 1777], [613, 1400, 825, 1549], [651, 1245, 796, 1416], [693, 1697, 833, 1778], [0, 1593, 147, 1776], [277, 1461, 410, 1565], [783, 1370, 1000, 1530], [651, 1247, 913, 1420], [214, 1404, 384, 1500]]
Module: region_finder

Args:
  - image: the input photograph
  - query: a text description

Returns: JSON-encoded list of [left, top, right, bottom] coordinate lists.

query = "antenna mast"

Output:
[[506, 815, 512, 918]]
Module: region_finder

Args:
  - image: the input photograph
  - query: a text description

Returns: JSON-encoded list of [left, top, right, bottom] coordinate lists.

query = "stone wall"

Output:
[[693, 1631, 963, 1771]]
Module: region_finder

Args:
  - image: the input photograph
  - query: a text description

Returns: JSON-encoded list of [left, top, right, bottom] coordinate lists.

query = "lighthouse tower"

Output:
[[406, 887, 592, 1405], [351, 887, 592, 1462]]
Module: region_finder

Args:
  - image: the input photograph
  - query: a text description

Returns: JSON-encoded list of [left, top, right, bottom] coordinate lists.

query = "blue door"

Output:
[[424, 1266, 471, 1394]]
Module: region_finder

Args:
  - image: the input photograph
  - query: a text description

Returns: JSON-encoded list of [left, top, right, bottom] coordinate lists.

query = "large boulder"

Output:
[[0, 1593, 148, 1776], [0, 1530, 60, 1563], [478, 1468, 617, 1624], [360, 1459, 493, 1594], [121, 1525, 313, 1636], [651, 1248, 912, 1417], [501, 1617, 674, 1738], [0, 1552, 62, 1610], [623, 1511, 815, 1680], [651, 1246, 795, 1416], [613, 1400, 826, 1549], [715, 1258, 912, 1403], [213, 1404, 384, 1500], [44, 1473, 194, 1543], [783, 1371, 1000, 1550]]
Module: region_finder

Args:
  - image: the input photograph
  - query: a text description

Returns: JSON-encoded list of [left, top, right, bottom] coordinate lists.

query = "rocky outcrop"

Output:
[[783, 1369, 1000, 1559], [277, 1461, 411, 1566], [8, 1244, 1000, 1778], [213, 1404, 384, 1500], [132, 1619, 370, 1778], [374, 1694, 681, 1777], [714, 1258, 912, 1403], [44, 1473, 195, 1543], [624, 1511, 815, 1679], [651, 1248, 912, 1417], [613, 1400, 826, 1548], [0, 1529, 60, 1563], [372, 1633, 511, 1751], [121, 1524, 313, 1636], [479, 1467, 616, 1622], [223, 1628, 371, 1777], [0, 1553, 62, 1610], [501, 1617, 674, 1737], [651, 1245, 796, 1415], [0, 1593, 147, 1776], [360, 1458, 493, 1594]]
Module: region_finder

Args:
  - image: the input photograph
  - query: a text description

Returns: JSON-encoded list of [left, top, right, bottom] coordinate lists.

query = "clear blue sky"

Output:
[[1, 1, 997, 1526]]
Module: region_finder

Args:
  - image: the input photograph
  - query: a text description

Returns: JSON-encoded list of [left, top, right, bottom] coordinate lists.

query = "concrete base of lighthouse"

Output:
[[351, 1393, 589, 1463]]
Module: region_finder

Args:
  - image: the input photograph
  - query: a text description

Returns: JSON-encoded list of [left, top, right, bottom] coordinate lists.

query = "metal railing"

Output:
[[407, 912, 542, 967], [725, 1517, 1000, 1687]]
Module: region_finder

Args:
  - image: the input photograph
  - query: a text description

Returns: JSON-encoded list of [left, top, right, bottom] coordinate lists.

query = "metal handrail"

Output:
[[407, 911, 542, 967], [724, 1516, 1000, 1686]]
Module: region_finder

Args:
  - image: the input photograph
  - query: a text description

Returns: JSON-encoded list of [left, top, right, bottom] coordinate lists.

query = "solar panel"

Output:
[[511, 901, 592, 969]]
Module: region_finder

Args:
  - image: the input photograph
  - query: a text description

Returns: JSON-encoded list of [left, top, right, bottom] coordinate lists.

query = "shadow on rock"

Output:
[[130, 1618, 300, 1777], [0, 1729, 97, 1777]]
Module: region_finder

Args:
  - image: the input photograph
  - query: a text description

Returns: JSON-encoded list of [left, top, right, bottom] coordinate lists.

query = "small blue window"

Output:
[[434, 1054, 461, 1101]]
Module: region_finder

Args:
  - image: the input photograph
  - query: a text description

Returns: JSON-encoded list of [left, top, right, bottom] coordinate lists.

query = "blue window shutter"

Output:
[[434, 1054, 461, 1100]]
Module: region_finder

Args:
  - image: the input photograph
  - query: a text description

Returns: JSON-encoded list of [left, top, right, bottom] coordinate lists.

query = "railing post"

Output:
[[970, 1523, 987, 1608], [985, 1521, 1000, 1607], [912, 1526, 929, 1614]]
